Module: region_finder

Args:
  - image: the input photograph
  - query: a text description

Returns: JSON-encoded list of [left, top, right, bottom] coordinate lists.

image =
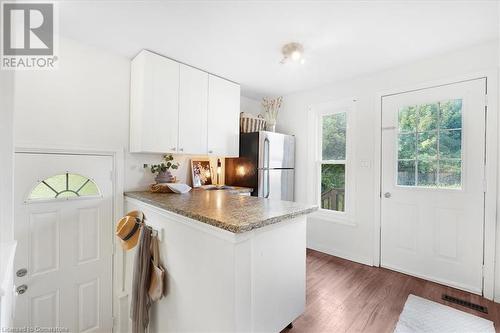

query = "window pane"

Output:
[[398, 134, 416, 159], [68, 173, 88, 191], [439, 160, 461, 188], [417, 131, 437, 158], [78, 180, 99, 196], [321, 164, 345, 212], [397, 160, 415, 186], [28, 173, 100, 201], [439, 129, 461, 159], [439, 99, 462, 129], [417, 159, 437, 187], [44, 174, 67, 192], [417, 103, 438, 132], [322, 113, 346, 160], [29, 183, 57, 200], [398, 105, 417, 132]]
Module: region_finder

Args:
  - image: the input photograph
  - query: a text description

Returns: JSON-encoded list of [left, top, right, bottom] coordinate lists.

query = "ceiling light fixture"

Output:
[[281, 42, 305, 64]]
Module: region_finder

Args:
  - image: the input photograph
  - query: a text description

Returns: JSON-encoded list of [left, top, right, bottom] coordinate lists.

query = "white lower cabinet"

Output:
[[130, 50, 240, 156]]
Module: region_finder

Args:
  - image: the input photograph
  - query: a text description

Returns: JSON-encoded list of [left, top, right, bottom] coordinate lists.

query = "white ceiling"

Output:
[[59, 1, 498, 99]]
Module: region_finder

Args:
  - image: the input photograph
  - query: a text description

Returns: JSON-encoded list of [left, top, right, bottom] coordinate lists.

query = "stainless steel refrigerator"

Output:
[[225, 131, 295, 201]]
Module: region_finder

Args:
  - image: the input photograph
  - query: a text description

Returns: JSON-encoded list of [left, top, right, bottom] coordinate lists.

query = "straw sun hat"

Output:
[[116, 210, 145, 250]]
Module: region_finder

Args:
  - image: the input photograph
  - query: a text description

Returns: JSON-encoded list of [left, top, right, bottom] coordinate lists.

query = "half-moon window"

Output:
[[28, 173, 100, 201]]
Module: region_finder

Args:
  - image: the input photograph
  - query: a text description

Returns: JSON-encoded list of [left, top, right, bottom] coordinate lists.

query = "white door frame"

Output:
[[14, 144, 125, 329], [373, 70, 498, 300]]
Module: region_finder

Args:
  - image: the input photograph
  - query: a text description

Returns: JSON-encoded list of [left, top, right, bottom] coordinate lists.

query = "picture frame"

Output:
[[190, 158, 212, 188]]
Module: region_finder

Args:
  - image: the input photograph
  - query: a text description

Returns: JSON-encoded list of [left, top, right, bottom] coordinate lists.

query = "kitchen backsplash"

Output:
[[125, 153, 225, 191]]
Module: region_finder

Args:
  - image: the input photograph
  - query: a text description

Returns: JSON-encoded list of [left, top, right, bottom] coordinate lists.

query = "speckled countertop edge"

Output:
[[124, 190, 317, 234]]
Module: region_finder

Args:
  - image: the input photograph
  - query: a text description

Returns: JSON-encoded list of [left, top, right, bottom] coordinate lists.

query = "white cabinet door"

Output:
[[130, 50, 179, 153], [207, 75, 240, 156], [178, 64, 208, 154]]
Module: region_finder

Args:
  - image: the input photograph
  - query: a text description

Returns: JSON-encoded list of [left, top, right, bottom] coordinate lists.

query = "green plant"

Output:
[[144, 154, 179, 174]]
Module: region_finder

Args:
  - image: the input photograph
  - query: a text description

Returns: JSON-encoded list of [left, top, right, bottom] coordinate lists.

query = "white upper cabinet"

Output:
[[130, 50, 179, 153], [178, 64, 208, 155], [130, 50, 240, 156], [207, 75, 240, 157]]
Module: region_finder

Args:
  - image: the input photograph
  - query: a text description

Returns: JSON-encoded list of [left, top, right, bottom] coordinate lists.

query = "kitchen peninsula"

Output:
[[123, 190, 317, 332]]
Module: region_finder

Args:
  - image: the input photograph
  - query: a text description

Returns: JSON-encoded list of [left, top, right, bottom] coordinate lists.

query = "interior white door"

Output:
[[13, 153, 113, 332], [381, 79, 486, 294]]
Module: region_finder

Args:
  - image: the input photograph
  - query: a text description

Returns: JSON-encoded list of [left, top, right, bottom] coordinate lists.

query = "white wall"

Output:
[[241, 95, 261, 116], [278, 41, 498, 267], [0, 71, 14, 244]]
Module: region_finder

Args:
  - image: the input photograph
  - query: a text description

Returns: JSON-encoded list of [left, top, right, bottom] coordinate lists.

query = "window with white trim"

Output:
[[320, 112, 347, 212]]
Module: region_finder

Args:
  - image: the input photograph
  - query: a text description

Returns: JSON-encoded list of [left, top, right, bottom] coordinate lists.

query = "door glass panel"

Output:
[[439, 130, 461, 159], [439, 160, 461, 188], [397, 99, 462, 188], [28, 173, 101, 201], [398, 134, 416, 159], [417, 103, 438, 132], [417, 159, 437, 187], [320, 164, 345, 212], [397, 160, 416, 186], [417, 131, 437, 157], [322, 113, 346, 160]]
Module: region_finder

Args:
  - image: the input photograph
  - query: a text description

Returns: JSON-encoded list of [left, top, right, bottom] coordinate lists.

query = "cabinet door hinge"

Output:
[[485, 94, 488, 107]]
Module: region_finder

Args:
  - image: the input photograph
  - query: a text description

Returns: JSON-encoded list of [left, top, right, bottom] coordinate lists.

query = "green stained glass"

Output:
[[28, 173, 100, 201]]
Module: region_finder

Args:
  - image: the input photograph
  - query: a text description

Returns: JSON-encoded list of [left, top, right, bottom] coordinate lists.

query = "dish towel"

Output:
[[130, 226, 152, 333]]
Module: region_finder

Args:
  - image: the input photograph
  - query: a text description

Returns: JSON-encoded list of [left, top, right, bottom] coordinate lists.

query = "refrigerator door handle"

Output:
[[265, 169, 270, 198], [264, 137, 270, 198]]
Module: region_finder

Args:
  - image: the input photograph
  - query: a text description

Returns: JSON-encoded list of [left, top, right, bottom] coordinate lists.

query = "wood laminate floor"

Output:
[[284, 249, 500, 333]]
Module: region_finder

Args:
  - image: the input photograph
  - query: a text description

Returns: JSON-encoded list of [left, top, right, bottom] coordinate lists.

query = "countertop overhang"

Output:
[[124, 190, 317, 233]]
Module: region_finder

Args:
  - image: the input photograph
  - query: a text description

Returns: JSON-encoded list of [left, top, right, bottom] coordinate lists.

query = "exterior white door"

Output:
[[13, 153, 113, 332], [381, 79, 486, 294]]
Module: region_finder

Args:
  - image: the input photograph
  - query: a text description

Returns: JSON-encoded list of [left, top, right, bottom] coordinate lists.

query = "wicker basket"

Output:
[[240, 112, 266, 133]]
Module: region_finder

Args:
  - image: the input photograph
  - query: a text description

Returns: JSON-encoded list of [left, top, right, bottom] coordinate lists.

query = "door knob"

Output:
[[384, 192, 392, 198], [16, 268, 27, 277], [16, 284, 28, 295]]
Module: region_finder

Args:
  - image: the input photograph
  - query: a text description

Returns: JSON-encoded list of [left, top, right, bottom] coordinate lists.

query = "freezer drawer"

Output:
[[258, 169, 294, 201]]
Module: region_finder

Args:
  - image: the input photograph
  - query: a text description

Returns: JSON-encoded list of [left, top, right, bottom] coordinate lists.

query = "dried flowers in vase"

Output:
[[261, 96, 283, 132]]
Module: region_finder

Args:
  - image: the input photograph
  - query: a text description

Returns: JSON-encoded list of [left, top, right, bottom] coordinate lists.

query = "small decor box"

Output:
[[240, 112, 266, 133]]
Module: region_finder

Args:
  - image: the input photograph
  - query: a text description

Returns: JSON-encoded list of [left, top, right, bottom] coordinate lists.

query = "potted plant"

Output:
[[144, 154, 179, 183]]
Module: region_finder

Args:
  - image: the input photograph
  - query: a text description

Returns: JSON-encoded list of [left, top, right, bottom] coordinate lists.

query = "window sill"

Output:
[[310, 209, 357, 227]]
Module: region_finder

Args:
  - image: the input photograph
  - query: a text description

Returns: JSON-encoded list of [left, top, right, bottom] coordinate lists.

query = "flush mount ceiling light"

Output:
[[280, 42, 305, 64]]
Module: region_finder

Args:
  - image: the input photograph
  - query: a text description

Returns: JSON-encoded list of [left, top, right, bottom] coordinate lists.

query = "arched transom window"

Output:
[[28, 173, 100, 201]]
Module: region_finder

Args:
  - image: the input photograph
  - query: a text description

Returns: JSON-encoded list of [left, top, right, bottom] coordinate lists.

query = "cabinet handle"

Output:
[[179, 148, 184, 152], [171, 147, 176, 151], [208, 150, 213, 154]]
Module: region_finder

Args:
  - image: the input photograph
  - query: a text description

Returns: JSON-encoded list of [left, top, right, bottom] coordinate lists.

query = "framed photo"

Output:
[[190, 158, 212, 188]]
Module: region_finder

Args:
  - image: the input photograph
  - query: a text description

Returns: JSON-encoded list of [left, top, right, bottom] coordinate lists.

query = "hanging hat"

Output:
[[116, 210, 145, 250]]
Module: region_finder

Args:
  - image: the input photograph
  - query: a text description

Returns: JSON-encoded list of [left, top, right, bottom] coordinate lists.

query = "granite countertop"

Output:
[[124, 189, 317, 233]]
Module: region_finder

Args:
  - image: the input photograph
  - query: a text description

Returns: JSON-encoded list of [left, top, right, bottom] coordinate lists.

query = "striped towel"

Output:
[[130, 226, 152, 333]]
